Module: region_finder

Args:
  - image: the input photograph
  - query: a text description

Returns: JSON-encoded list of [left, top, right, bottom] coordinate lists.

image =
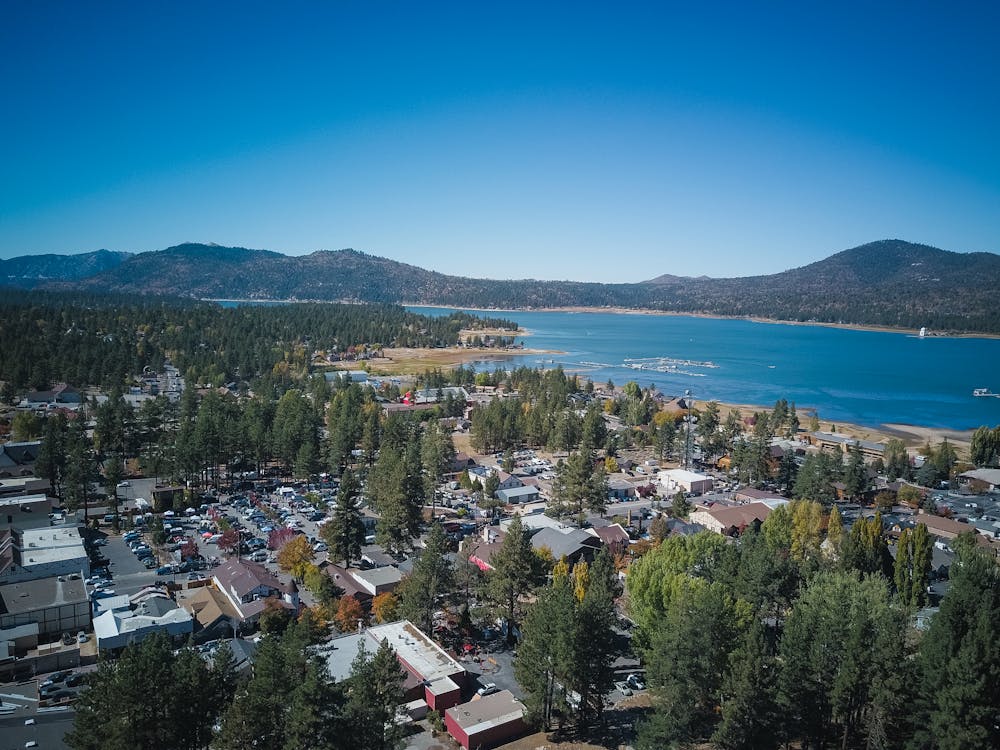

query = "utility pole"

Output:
[[684, 389, 693, 470]]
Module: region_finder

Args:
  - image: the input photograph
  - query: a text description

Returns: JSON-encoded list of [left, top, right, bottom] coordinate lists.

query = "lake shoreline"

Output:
[[208, 298, 998, 340], [405, 303, 1000, 340]]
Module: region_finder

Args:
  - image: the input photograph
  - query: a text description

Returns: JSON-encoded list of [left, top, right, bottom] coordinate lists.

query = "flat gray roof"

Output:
[[0, 575, 87, 616]]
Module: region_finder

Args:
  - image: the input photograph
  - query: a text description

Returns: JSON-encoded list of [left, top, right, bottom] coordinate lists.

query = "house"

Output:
[[0, 477, 50, 498], [0, 442, 42, 478], [93, 595, 193, 651], [495, 486, 539, 505], [588, 523, 630, 556], [689, 502, 772, 536], [530, 527, 603, 564], [350, 566, 403, 596], [657, 469, 714, 495], [318, 619, 467, 711], [324, 370, 370, 386], [915, 512, 974, 540], [0, 574, 90, 636], [495, 471, 524, 491], [184, 585, 243, 639], [211, 559, 299, 626], [445, 690, 528, 750], [21, 384, 83, 411]]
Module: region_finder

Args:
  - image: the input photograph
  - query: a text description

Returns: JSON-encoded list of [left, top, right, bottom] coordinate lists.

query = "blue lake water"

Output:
[[409, 307, 1000, 431]]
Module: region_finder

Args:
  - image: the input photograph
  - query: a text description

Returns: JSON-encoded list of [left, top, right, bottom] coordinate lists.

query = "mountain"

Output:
[[0, 249, 130, 288], [18, 239, 1000, 333]]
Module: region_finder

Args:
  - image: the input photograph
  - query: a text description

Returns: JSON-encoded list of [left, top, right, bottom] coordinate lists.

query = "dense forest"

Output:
[[0, 291, 516, 391], [5, 238, 999, 332]]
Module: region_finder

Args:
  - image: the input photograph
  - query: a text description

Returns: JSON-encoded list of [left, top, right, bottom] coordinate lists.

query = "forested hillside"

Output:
[[0, 248, 130, 287], [6, 239, 998, 332], [0, 291, 515, 390]]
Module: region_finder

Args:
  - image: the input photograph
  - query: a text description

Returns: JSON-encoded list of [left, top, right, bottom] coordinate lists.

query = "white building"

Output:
[[657, 469, 714, 495], [0, 527, 89, 584], [93, 595, 193, 651]]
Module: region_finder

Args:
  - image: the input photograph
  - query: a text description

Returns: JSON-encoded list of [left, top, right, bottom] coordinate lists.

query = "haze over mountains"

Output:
[[3, 240, 999, 334]]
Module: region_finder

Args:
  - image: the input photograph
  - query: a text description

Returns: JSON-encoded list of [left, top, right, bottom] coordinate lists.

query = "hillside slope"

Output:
[[24, 239, 1000, 333]]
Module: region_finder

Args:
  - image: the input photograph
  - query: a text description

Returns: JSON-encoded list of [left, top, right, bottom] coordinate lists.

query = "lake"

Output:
[[409, 307, 1000, 431]]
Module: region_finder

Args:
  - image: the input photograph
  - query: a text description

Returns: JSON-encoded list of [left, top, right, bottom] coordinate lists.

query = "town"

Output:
[[1, 297, 998, 750]]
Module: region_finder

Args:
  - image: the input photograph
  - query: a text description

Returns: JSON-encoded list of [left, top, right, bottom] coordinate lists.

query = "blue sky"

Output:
[[1, 2, 997, 282]]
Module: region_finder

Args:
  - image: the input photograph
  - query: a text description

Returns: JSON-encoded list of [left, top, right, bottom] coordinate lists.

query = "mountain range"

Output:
[[3, 239, 999, 334]]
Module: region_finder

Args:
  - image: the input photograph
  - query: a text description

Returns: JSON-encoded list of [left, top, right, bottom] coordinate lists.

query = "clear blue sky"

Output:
[[1, 1, 997, 281]]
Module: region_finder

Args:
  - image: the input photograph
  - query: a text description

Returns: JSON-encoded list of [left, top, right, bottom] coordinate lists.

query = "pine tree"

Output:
[[712, 620, 780, 750], [397, 522, 453, 634], [910, 548, 1000, 750], [322, 468, 365, 566], [486, 516, 537, 644]]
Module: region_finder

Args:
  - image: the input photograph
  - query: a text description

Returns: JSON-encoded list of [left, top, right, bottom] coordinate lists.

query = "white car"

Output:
[[476, 683, 499, 697], [313, 542, 328, 552]]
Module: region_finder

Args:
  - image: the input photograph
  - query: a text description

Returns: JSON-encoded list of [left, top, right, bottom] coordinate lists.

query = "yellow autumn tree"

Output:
[[276, 534, 314, 581]]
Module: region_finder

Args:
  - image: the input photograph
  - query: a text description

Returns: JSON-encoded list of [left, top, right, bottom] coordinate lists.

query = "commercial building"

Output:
[[0, 494, 55, 531], [0, 574, 90, 636], [0, 526, 89, 583], [445, 690, 528, 750], [319, 619, 467, 711], [657, 469, 714, 495]]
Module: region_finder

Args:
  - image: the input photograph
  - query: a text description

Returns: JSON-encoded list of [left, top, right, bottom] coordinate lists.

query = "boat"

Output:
[[973, 388, 1000, 398], [919, 327, 927, 338]]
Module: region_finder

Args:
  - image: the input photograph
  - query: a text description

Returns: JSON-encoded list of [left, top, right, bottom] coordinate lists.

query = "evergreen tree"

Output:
[[342, 639, 407, 750], [321, 468, 365, 566], [910, 548, 1000, 750], [515, 576, 576, 730], [397, 522, 453, 635], [712, 620, 780, 750], [486, 516, 537, 644]]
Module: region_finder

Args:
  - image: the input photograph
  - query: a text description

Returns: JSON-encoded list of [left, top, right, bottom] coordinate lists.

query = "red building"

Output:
[[445, 690, 528, 750]]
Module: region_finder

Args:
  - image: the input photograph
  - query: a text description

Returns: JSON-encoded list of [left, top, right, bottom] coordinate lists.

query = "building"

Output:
[[20, 384, 83, 411], [915, 512, 974, 541], [530, 527, 603, 564], [588, 523, 630, 556], [0, 527, 89, 583], [0, 494, 56, 531], [0, 575, 90, 636], [809, 432, 886, 461], [0, 442, 43, 478], [657, 469, 714, 495], [958, 468, 1000, 491], [445, 690, 529, 750], [495, 486, 540, 505], [318, 619, 467, 711], [93, 595, 193, 651], [733, 487, 787, 504], [211, 559, 299, 626], [689, 502, 773, 536]]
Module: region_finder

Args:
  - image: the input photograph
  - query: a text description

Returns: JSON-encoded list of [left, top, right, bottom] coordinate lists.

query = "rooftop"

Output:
[[446, 689, 525, 732], [368, 620, 465, 683], [0, 574, 87, 616]]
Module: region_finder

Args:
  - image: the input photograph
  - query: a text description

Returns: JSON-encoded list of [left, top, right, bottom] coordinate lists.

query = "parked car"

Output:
[[476, 683, 499, 697], [143, 558, 158, 569], [76, 631, 88, 643], [626, 673, 646, 691], [155, 565, 174, 575], [40, 670, 72, 688]]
